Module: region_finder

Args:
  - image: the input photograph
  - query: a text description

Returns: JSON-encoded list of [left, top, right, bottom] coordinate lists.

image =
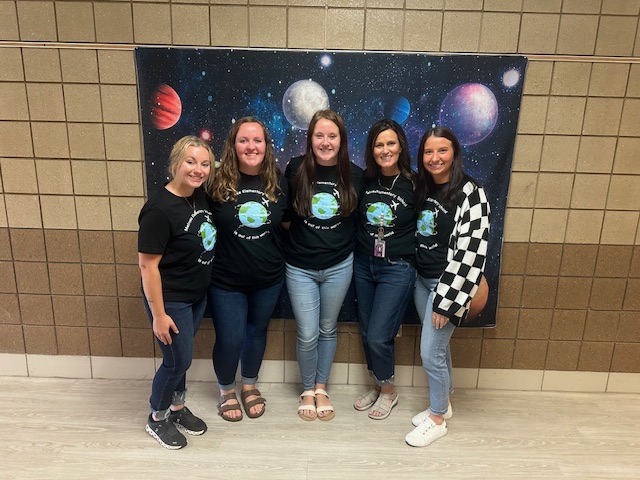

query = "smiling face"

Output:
[[171, 145, 211, 194], [311, 118, 341, 166], [373, 129, 401, 175], [235, 122, 266, 175], [423, 135, 454, 184]]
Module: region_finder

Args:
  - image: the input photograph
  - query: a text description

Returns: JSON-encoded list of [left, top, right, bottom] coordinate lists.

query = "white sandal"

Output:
[[354, 388, 380, 411], [314, 388, 335, 421], [368, 392, 398, 420], [297, 390, 316, 421]]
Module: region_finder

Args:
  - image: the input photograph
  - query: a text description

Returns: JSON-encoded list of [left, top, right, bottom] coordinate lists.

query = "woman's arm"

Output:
[[139, 252, 179, 345]]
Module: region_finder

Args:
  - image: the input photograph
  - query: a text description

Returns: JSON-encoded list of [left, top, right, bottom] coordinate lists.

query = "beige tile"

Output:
[[288, 7, 325, 49], [171, 5, 210, 46], [441, 11, 481, 52], [506, 173, 537, 207], [534, 173, 573, 208], [36, 160, 73, 195], [628, 64, 640, 97], [5, 195, 41, 228], [68, 124, 106, 160], [289, 0, 326, 5], [562, 0, 601, 13], [556, 15, 599, 55], [479, 13, 519, 53], [27, 354, 91, 378], [582, 97, 623, 136], [250, 0, 287, 4], [55, 1, 95, 42], [132, 4, 171, 44], [542, 371, 608, 392], [607, 372, 640, 393], [249, 6, 287, 48], [40, 196, 77, 229], [545, 97, 586, 135], [522, 61, 553, 95], [503, 208, 532, 242], [483, 0, 522, 11], [570, 174, 609, 209], [0, 122, 33, 157], [110, 197, 145, 231], [31, 121, 68, 158], [550, 62, 591, 96], [101, 85, 139, 124], [1, 158, 37, 193], [0, 83, 28, 120], [518, 14, 560, 54], [595, 16, 637, 56], [0, 48, 23, 81], [16, 1, 57, 41], [404, 0, 441, 8], [523, 0, 561, 12], [104, 124, 142, 161], [363, 9, 403, 51], [27, 83, 65, 121], [540, 135, 579, 172], [588, 63, 629, 97], [530, 209, 568, 243], [0, 197, 6, 228], [0, 1, 19, 40], [95, 3, 133, 44], [516, 96, 548, 134], [63, 85, 102, 123], [601, 0, 640, 15], [107, 162, 144, 196], [92, 356, 155, 379], [512, 135, 543, 172], [477, 368, 543, 390], [97, 50, 136, 85], [613, 137, 640, 174], [444, 0, 482, 9], [22, 48, 61, 82], [565, 209, 603, 243], [577, 136, 616, 173], [619, 99, 640, 137], [0, 353, 28, 376], [403, 10, 441, 52], [211, 6, 248, 47], [60, 50, 98, 83], [607, 175, 640, 210], [71, 161, 108, 195], [601, 211, 639, 245], [76, 197, 111, 230]]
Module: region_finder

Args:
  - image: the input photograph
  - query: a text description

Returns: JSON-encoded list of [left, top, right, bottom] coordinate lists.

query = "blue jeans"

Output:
[[285, 253, 353, 390], [208, 279, 284, 391], [143, 295, 207, 419], [414, 275, 455, 416], [354, 253, 416, 385]]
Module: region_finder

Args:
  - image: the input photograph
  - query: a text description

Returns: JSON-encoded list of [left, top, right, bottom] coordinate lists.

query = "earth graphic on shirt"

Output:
[[237, 201, 269, 228], [311, 192, 339, 220], [199, 222, 216, 251], [366, 202, 394, 226], [417, 210, 436, 237]]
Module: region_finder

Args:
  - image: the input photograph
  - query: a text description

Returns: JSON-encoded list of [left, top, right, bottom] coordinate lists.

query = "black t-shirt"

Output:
[[416, 183, 455, 279], [356, 173, 416, 263], [284, 156, 364, 270], [138, 187, 215, 302], [209, 173, 288, 290]]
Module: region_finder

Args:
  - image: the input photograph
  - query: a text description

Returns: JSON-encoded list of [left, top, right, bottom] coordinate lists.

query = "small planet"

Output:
[[366, 202, 394, 226], [150, 84, 182, 130], [237, 201, 269, 228], [199, 222, 216, 251], [417, 210, 436, 237], [384, 96, 411, 124], [502, 69, 520, 88], [311, 192, 339, 220], [282, 79, 330, 130], [439, 83, 498, 146]]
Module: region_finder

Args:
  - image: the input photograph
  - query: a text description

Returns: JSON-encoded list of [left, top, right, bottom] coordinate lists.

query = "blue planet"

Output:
[[366, 202, 394, 226], [384, 96, 411, 124], [417, 210, 436, 237], [237, 201, 269, 228], [311, 192, 339, 220], [199, 222, 217, 250], [439, 83, 498, 146]]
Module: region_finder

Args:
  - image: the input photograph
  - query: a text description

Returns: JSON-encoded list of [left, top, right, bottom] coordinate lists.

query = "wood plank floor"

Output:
[[3, 376, 640, 479]]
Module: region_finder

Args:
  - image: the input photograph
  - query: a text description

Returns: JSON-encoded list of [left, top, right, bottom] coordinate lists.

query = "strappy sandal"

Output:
[[368, 392, 398, 420], [297, 390, 316, 421], [241, 388, 266, 419], [314, 388, 335, 421], [218, 392, 243, 422], [354, 388, 380, 411]]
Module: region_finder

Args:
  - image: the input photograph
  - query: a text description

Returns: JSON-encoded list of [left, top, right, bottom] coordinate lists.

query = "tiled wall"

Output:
[[1, 0, 639, 389]]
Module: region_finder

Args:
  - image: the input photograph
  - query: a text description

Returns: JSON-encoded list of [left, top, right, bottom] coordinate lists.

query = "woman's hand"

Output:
[[432, 312, 449, 330], [153, 313, 179, 345]]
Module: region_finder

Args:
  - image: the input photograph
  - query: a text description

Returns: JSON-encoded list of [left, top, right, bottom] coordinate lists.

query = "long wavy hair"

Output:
[[168, 135, 216, 191], [208, 116, 281, 202], [363, 119, 414, 184], [291, 110, 357, 217]]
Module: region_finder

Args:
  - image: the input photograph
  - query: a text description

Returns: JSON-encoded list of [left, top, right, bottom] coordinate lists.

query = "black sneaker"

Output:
[[170, 406, 207, 435], [146, 414, 187, 449]]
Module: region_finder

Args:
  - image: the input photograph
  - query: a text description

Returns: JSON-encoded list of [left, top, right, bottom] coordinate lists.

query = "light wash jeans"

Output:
[[414, 275, 455, 416], [285, 253, 353, 390]]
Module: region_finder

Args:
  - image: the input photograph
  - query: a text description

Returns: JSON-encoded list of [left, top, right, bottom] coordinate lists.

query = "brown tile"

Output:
[[264, 329, 284, 360], [23, 325, 57, 354], [78, 231, 115, 263], [629, 247, 640, 278], [452, 327, 482, 338], [479, 338, 514, 368], [517, 308, 553, 339], [116, 264, 141, 297], [560, 244, 598, 276], [0, 262, 17, 293], [512, 339, 547, 369], [584, 310, 619, 341], [118, 297, 146, 328], [48, 263, 84, 295], [550, 310, 586, 340], [396, 333, 416, 366], [483, 307, 518, 338], [56, 326, 89, 355], [590, 278, 626, 310], [192, 328, 213, 360], [500, 243, 528, 274], [451, 337, 481, 368], [349, 331, 366, 364], [284, 330, 297, 361], [122, 327, 154, 358], [595, 245, 633, 277], [617, 311, 640, 342], [114, 231, 138, 264], [86, 296, 120, 327], [0, 293, 20, 324], [498, 276, 523, 307], [545, 341, 580, 370], [611, 343, 640, 373], [0, 229, 11, 260], [333, 331, 349, 363], [521, 276, 558, 308], [555, 277, 592, 309], [83, 264, 117, 296], [18, 294, 53, 325], [526, 244, 562, 275], [9, 228, 46, 261], [623, 279, 640, 311], [88, 327, 122, 356], [52, 295, 86, 326], [44, 230, 80, 262], [0, 324, 25, 353], [578, 342, 614, 372], [14, 262, 49, 294]]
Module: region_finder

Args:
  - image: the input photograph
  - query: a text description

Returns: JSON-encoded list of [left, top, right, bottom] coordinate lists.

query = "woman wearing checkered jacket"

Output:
[[405, 126, 490, 448]]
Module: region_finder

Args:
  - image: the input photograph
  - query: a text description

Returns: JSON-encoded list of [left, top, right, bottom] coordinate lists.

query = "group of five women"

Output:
[[137, 110, 490, 450]]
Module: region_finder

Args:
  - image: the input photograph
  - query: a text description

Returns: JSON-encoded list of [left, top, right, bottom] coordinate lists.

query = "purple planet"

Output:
[[439, 83, 498, 145]]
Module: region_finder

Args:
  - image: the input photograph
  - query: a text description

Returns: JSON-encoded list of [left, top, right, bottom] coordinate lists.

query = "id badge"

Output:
[[374, 238, 386, 257]]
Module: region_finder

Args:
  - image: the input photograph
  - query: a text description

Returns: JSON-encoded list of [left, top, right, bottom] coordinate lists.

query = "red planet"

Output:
[[150, 84, 182, 130]]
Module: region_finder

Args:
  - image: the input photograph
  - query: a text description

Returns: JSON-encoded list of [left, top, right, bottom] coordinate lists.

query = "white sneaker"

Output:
[[411, 403, 453, 427], [405, 418, 447, 447]]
